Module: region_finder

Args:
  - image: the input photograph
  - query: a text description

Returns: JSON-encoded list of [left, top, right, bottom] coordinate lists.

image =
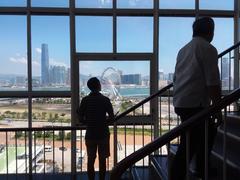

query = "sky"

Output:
[[0, 0, 234, 77]]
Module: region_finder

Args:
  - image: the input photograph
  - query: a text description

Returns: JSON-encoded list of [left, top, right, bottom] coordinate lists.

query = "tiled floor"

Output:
[[0, 172, 111, 180]]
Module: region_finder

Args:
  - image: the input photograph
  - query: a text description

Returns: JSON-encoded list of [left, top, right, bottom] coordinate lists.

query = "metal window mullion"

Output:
[[196, 0, 199, 18], [113, 0, 117, 54], [27, 0, 33, 179], [70, 0, 77, 179], [153, 0, 159, 143], [234, 0, 240, 91]]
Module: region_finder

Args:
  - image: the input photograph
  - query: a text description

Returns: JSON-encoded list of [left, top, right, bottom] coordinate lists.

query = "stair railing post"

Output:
[[223, 107, 227, 180], [113, 122, 118, 166], [186, 131, 190, 180], [204, 118, 209, 180]]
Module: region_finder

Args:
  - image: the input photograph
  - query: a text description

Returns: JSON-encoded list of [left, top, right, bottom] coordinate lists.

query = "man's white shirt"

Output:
[[173, 37, 220, 108]]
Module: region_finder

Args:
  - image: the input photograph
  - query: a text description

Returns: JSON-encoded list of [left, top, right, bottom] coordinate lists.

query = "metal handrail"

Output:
[[114, 41, 240, 122], [218, 41, 240, 57], [114, 83, 173, 121], [110, 88, 240, 179]]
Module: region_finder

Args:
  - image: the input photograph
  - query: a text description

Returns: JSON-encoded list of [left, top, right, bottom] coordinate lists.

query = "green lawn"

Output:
[[0, 146, 25, 172]]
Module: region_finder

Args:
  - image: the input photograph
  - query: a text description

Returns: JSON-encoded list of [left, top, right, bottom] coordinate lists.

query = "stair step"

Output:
[[131, 166, 150, 180], [211, 132, 240, 172], [219, 115, 240, 140], [169, 144, 178, 155], [150, 155, 168, 180], [210, 151, 240, 179]]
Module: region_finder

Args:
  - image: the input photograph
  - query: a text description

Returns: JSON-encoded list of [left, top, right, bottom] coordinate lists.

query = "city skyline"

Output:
[[0, 1, 234, 81]]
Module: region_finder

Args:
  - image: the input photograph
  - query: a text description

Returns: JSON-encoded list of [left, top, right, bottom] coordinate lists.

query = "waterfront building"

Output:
[[41, 43, 49, 86], [121, 74, 141, 85], [49, 65, 66, 84]]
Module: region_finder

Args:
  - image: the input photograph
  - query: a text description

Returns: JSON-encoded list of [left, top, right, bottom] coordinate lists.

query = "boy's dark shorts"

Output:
[[85, 136, 110, 159]]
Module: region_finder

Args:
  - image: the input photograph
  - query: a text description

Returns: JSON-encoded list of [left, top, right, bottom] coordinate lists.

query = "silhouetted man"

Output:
[[171, 17, 221, 180], [78, 77, 114, 180]]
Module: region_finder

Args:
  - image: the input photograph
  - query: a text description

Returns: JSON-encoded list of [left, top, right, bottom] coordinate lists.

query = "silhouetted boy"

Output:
[[78, 77, 114, 180]]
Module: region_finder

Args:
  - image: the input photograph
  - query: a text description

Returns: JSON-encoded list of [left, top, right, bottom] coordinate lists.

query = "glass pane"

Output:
[[76, 16, 112, 52], [117, 0, 153, 9], [32, 16, 70, 91], [0, 98, 28, 128], [212, 18, 234, 90], [117, 17, 153, 52], [0, 0, 26, 7], [212, 18, 234, 54], [79, 61, 150, 115], [0, 131, 29, 174], [32, 98, 71, 127], [160, 0, 194, 9], [76, 0, 112, 8], [0, 16, 27, 91], [200, 0, 233, 10], [31, 0, 69, 7], [159, 17, 194, 86]]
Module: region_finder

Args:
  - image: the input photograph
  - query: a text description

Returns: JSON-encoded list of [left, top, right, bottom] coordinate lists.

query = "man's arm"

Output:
[[76, 98, 86, 125], [106, 99, 114, 124], [208, 85, 222, 125], [208, 85, 221, 105]]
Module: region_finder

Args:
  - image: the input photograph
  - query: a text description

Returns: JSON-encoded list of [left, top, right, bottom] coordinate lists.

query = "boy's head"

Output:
[[87, 77, 101, 92]]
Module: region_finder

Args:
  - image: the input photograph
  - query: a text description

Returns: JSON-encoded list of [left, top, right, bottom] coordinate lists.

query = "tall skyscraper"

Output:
[[41, 43, 49, 85]]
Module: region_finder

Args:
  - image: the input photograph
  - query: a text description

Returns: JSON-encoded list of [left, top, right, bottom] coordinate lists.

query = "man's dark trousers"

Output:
[[170, 107, 217, 180]]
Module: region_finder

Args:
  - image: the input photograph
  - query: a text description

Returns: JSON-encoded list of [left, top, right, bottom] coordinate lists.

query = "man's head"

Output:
[[192, 17, 215, 42], [87, 77, 101, 92]]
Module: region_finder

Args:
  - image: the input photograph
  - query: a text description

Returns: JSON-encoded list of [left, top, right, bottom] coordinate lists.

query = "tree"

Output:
[[42, 112, 47, 120]]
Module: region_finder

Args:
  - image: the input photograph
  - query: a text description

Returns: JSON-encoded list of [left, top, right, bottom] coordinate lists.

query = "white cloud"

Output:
[[9, 56, 40, 67], [35, 48, 42, 54], [9, 57, 27, 64], [32, 60, 40, 66]]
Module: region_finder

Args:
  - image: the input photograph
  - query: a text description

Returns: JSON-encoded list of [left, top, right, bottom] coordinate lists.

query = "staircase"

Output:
[[110, 42, 240, 180], [130, 113, 240, 180]]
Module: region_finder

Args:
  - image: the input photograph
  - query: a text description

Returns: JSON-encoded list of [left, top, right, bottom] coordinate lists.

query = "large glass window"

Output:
[[0, 0, 26, 7], [159, 17, 194, 86], [212, 18, 234, 90], [212, 18, 234, 53], [31, 0, 69, 7], [76, 0, 112, 8], [79, 61, 150, 115], [0, 98, 28, 128], [0, 16, 27, 91], [117, 0, 153, 9], [200, 0, 233, 10], [160, 0, 194, 9], [117, 17, 153, 52], [31, 16, 70, 91], [32, 98, 71, 128], [76, 16, 113, 52]]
